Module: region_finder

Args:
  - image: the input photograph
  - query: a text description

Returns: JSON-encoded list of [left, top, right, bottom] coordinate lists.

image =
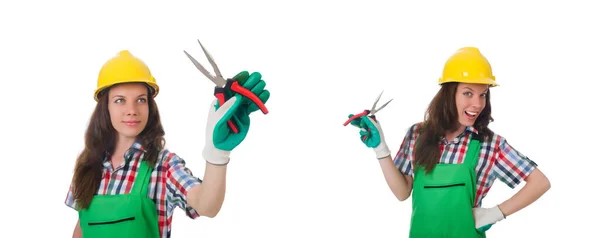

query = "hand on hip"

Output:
[[473, 206, 505, 233]]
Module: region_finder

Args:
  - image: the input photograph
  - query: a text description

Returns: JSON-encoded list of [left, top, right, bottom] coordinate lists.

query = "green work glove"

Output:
[[205, 71, 271, 157], [347, 114, 391, 159], [231, 71, 271, 114], [202, 96, 243, 165], [209, 95, 248, 152], [220, 71, 270, 142]]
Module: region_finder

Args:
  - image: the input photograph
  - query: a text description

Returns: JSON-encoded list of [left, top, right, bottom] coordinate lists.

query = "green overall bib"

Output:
[[78, 160, 160, 238], [409, 139, 485, 238]]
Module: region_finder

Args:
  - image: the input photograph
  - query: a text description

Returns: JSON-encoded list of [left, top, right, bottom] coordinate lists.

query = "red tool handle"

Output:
[[214, 87, 239, 134], [229, 81, 269, 114], [344, 110, 373, 141], [343, 110, 369, 126]]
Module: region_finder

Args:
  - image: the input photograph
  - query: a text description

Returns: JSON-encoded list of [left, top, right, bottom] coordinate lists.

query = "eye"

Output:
[[138, 98, 147, 103], [463, 92, 472, 97], [481, 93, 487, 98], [114, 98, 124, 103]]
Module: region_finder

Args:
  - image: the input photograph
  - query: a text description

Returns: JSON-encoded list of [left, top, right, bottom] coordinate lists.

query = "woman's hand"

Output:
[[473, 205, 505, 232], [347, 115, 391, 159]]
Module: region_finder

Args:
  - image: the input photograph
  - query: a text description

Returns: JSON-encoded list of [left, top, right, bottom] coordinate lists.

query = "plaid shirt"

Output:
[[65, 141, 203, 238], [393, 122, 538, 207]]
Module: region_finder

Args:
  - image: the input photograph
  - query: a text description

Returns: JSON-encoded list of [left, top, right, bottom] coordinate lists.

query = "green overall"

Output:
[[409, 139, 485, 238], [78, 160, 160, 238]]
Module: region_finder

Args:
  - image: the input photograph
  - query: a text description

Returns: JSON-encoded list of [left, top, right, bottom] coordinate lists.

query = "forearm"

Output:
[[379, 155, 412, 201], [72, 219, 82, 238], [498, 168, 550, 217], [188, 162, 228, 217]]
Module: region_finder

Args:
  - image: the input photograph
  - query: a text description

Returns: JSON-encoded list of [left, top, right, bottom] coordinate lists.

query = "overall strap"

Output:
[[465, 137, 481, 169], [131, 159, 153, 196]]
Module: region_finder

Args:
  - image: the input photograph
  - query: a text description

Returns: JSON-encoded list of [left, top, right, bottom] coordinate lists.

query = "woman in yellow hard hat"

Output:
[[347, 47, 551, 237], [64, 50, 269, 238]]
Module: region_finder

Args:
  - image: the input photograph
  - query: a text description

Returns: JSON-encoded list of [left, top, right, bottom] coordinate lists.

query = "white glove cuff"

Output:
[[374, 143, 391, 160], [491, 205, 506, 220], [202, 147, 231, 166]]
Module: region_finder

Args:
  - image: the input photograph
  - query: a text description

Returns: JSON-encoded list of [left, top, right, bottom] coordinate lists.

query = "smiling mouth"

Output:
[[465, 111, 478, 120], [123, 121, 140, 126]]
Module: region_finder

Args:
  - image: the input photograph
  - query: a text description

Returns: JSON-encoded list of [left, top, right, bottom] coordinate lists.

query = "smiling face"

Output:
[[107, 83, 150, 141], [455, 83, 489, 128]]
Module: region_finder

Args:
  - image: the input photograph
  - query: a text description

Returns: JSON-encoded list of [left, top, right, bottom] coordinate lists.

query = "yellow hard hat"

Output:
[[438, 47, 498, 87], [94, 50, 159, 101]]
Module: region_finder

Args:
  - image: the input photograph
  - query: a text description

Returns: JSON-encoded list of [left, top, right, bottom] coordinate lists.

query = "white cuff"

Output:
[[374, 143, 391, 160], [202, 147, 231, 165], [491, 205, 506, 220]]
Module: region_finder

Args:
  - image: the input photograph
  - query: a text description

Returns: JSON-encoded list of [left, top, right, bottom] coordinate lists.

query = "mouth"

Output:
[[123, 120, 141, 126], [464, 111, 478, 120]]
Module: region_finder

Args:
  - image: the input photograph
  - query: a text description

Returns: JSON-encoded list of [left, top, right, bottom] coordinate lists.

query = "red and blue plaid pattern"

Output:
[[393, 122, 538, 207], [65, 141, 202, 238]]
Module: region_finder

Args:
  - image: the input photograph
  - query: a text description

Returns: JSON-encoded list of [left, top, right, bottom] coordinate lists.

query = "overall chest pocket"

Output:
[[424, 182, 466, 189], [88, 216, 136, 226], [420, 181, 471, 208], [82, 215, 139, 238], [79, 194, 142, 237]]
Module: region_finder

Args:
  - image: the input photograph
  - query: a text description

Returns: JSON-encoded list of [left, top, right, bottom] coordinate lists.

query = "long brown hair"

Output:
[[71, 83, 165, 210], [414, 82, 494, 174]]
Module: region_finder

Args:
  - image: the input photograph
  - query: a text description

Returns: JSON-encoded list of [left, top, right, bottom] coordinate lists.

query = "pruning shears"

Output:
[[343, 91, 393, 141], [184, 39, 269, 133]]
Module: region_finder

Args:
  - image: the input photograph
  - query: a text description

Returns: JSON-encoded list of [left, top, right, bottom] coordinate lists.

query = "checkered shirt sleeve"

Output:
[[493, 137, 538, 188], [64, 184, 76, 210], [164, 152, 203, 219], [393, 123, 419, 176]]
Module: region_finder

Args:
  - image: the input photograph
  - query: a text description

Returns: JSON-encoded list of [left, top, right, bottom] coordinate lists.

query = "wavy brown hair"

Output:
[[71, 83, 165, 210], [414, 82, 494, 174]]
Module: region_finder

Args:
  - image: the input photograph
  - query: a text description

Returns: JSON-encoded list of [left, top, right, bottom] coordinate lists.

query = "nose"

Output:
[[125, 102, 138, 116], [472, 96, 485, 110]]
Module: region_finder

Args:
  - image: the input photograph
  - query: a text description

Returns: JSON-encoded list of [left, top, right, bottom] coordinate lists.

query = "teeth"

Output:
[[466, 111, 477, 116]]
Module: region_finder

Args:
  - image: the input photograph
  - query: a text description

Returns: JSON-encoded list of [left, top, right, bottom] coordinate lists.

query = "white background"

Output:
[[0, 0, 597, 237]]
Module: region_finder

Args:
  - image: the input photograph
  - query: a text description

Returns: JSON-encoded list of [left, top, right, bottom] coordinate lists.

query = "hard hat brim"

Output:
[[438, 77, 499, 87], [94, 80, 159, 102]]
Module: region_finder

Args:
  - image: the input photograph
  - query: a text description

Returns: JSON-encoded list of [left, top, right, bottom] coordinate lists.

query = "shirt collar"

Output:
[[467, 126, 479, 134], [441, 126, 478, 144], [103, 139, 147, 163]]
